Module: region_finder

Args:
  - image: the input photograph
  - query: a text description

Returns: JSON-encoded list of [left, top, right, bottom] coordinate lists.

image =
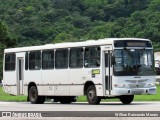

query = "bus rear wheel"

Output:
[[29, 86, 45, 104], [119, 95, 134, 104], [86, 85, 101, 105]]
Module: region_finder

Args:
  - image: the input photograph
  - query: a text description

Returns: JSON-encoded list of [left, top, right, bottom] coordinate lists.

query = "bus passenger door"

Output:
[[104, 51, 112, 95], [17, 57, 24, 95]]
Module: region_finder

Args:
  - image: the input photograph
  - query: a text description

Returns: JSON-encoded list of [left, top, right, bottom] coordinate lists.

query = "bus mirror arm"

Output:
[[111, 56, 115, 65]]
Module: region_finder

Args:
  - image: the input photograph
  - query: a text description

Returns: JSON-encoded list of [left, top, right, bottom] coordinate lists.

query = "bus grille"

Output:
[[125, 79, 148, 83], [128, 83, 146, 88], [131, 90, 144, 94]]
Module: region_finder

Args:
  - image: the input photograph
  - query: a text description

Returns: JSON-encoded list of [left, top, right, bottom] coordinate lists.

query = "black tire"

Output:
[[59, 96, 76, 104], [29, 86, 45, 104], [119, 95, 134, 104], [86, 85, 101, 105]]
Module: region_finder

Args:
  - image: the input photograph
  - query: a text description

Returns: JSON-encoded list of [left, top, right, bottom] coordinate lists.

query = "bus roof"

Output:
[[4, 38, 150, 53]]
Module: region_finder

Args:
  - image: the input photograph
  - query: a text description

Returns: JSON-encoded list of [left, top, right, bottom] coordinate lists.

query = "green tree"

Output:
[[0, 0, 160, 50], [0, 21, 17, 81], [54, 33, 76, 43]]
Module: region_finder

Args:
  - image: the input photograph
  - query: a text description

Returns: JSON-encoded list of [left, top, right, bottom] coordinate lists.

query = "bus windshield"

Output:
[[113, 49, 155, 76]]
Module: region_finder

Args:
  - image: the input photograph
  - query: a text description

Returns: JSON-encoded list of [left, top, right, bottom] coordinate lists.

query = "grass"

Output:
[[0, 86, 160, 102], [0, 87, 27, 102], [134, 85, 160, 101], [78, 85, 160, 102]]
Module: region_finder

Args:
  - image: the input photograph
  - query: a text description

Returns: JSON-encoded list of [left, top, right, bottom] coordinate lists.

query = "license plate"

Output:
[[149, 89, 155, 92]]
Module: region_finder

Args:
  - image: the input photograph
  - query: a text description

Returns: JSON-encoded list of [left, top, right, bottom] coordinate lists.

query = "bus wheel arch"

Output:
[[84, 81, 94, 95], [28, 82, 45, 104], [28, 82, 37, 96], [84, 81, 101, 105]]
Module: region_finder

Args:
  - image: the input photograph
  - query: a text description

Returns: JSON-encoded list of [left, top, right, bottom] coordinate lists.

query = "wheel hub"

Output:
[[88, 90, 95, 100], [31, 91, 36, 100]]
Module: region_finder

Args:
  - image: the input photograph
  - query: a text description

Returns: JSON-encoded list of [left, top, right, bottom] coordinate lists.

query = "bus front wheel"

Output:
[[29, 86, 45, 104], [119, 95, 134, 104], [86, 85, 101, 105]]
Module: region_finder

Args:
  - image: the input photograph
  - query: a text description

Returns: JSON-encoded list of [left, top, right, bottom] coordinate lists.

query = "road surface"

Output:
[[0, 101, 160, 111], [0, 102, 160, 119]]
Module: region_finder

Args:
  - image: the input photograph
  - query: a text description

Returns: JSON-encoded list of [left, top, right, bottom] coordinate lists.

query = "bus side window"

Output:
[[29, 51, 41, 70], [42, 50, 54, 69], [69, 48, 83, 68], [55, 49, 68, 69], [5, 53, 16, 71], [25, 52, 28, 70], [84, 47, 100, 68]]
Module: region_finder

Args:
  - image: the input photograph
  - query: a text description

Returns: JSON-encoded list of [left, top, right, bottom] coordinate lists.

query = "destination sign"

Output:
[[114, 40, 152, 47], [127, 42, 146, 47]]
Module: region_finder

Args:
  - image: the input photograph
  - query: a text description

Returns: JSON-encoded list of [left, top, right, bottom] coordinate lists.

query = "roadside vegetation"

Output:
[[0, 0, 160, 103], [0, 86, 159, 102], [0, 87, 26, 102], [1, 0, 160, 82]]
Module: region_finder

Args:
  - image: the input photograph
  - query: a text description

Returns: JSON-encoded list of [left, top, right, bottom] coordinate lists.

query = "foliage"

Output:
[[0, 0, 156, 45], [0, 21, 17, 81], [0, 0, 160, 79], [0, 87, 27, 102]]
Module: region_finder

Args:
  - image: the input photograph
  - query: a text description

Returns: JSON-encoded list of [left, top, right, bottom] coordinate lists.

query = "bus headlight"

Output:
[[149, 83, 156, 87], [114, 84, 126, 88], [114, 84, 118, 87]]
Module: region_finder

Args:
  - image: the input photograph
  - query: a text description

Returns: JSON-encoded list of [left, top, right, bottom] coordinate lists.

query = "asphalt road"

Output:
[[0, 102, 160, 119], [0, 101, 160, 111]]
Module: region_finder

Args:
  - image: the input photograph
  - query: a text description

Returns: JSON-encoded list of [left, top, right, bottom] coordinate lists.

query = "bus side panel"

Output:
[[53, 69, 69, 95], [23, 67, 28, 96], [23, 85, 28, 96], [83, 68, 103, 96], [3, 71, 17, 95], [69, 68, 84, 95], [42, 70, 55, 95], [24, 70, 43, 95]]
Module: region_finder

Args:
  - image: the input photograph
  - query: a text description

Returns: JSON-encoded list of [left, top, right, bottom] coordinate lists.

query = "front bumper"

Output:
[[112, 87, 156, 95]]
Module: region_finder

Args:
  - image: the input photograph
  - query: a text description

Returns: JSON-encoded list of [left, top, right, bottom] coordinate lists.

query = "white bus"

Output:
[[2, 38, 156, 104]]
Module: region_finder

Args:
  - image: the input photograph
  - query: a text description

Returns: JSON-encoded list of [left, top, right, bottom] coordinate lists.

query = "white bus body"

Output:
[[3, 38, 156, 104]]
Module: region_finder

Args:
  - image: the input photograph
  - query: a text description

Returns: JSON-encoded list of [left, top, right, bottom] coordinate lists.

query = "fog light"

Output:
[[114, 84, 118, 87], [149, 83, 156, 87], [114, 84, 126, 88], [128, 90, 130, 93]]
